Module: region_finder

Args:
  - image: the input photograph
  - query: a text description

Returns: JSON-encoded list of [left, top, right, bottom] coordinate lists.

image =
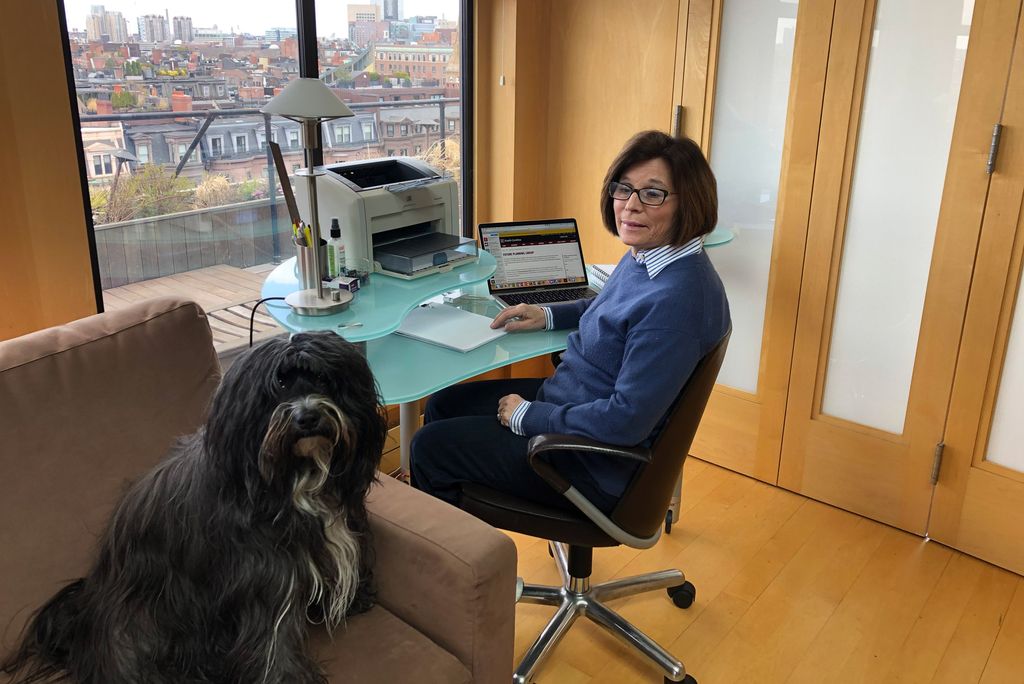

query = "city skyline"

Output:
[[63, 1, 460, 38]]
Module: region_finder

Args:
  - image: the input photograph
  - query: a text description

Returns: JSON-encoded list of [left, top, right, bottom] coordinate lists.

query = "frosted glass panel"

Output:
[[821, 0, 970, 433], [987, 285, 1024, 472], [707, 0, 798, 394]]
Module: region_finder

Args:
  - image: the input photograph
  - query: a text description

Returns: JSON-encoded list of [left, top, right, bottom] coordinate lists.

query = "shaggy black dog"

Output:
[[1, 332, 388, 684]]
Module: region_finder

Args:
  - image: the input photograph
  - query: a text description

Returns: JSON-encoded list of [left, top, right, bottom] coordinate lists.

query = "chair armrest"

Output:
[[526, 433, 651, 493], [364, 476, 517, 683], [525, 435, 661, 549]]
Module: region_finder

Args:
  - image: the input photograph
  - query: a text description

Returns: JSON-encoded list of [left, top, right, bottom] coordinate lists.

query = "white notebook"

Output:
[[395, 302, 507, 353]]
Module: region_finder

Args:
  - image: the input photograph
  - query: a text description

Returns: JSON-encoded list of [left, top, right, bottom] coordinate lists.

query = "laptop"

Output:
[[479, 218, 601, 308]]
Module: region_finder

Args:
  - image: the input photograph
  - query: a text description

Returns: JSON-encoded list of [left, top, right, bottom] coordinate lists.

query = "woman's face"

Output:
[[614, 158, 677, 253]]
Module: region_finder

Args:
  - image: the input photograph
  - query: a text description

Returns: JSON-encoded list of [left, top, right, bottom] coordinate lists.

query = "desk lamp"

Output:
[[262, 78, 354, 316]]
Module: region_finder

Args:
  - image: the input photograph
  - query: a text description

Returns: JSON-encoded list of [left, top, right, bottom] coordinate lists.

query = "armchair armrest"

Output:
[[364, 476, 517, 683]]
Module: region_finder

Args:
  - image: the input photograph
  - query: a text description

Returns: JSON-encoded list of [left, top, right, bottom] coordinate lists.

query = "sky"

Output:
[[62, 1, 460, 37]]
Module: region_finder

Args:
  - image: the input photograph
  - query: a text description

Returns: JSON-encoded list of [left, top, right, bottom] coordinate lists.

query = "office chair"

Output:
[[460, 330, 730, 684]]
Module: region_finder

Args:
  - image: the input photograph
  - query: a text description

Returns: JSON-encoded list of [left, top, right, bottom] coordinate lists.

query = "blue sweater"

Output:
[[522, 249, 730, 497]]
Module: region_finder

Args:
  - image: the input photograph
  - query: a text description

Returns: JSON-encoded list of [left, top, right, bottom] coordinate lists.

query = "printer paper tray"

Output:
[[374, 253, 479, 280]]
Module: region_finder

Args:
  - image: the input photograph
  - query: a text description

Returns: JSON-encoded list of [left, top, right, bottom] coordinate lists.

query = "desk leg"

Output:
[[398, 401, 419, 477]]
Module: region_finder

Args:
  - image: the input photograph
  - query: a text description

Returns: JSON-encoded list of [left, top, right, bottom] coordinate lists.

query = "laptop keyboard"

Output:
[[499, 287, 597, 306]]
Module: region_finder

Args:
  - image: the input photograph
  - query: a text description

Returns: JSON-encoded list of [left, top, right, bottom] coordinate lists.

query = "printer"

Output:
[[296, 156, 475, 279]]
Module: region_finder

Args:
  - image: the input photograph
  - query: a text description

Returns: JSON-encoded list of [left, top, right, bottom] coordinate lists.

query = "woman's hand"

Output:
[[497, 394, 525, 427], [491, 304, 546, 332]]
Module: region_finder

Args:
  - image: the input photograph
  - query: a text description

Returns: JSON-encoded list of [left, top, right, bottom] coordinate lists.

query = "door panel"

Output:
[[689, 0, 831, 482], [704, 0, 799, 395], [778, 0, 1019, 533], [820, 0, 970, 433], [930, 6, 1024, 569]]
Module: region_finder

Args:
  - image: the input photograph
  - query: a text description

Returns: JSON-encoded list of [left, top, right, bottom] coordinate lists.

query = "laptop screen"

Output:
[[479, 219, 589, 292]]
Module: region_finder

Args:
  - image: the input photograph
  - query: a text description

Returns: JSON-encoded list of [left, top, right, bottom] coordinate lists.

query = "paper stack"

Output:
[[587, 263, 616, 289], [395, 302, 507, 353]]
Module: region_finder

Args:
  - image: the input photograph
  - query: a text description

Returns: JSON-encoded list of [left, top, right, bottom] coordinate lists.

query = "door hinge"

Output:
[[672, 105, 684, 139], [987, 123, 1003, 174], [930, 441, 946, 485]]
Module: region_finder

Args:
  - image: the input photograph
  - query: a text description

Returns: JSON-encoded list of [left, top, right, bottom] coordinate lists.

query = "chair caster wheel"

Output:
[[665, 510, 674, 534], [664, 675, 697, 684], [667, 580, 696, 608]]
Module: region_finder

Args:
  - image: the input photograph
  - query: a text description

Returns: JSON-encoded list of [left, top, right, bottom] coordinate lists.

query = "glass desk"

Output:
[[260, 252, 571, 473]]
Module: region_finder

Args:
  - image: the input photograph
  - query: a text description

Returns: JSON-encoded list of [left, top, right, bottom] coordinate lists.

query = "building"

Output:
[[378, 104, 458, 158], [382, 0, 404, 21], [348, 4, 384, 45], [193, 27, 231, 44], [138, 15, 170, 43], [265, 27, 299, 43], [85, 5, 129, 43], [80, 122, 130, 184], [374, 44, 453, 83], [172, 17, 194, 43]]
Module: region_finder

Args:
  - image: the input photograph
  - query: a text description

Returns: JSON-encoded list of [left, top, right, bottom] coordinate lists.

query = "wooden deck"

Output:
[[102, 263, 284, 349]]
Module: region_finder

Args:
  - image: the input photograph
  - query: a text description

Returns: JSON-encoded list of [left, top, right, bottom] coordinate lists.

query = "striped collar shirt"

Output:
[[633, 236, 704, 278]]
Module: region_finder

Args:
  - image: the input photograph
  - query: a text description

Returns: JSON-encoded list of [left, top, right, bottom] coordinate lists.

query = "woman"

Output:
[[410, 130, 730, 514]]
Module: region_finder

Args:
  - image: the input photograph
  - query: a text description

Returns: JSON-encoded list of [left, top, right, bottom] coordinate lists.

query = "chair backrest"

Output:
[[0, 297, 221, 650], [609, 329, 731, 537]]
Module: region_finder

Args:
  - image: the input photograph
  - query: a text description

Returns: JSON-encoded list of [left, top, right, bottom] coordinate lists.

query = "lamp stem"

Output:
[[307, 170, 324, 300], [302, 118, 324, 300]]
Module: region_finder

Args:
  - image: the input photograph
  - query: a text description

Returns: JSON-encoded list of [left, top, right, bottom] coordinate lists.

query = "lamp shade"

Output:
[[261, 77, 354, 121]]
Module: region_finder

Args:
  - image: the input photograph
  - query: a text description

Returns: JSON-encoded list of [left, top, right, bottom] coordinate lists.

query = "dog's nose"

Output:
[[292, 408, 321, 433]]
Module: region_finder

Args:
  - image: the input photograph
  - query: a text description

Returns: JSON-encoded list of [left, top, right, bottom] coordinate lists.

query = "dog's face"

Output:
[[203, 332, 387, 512]]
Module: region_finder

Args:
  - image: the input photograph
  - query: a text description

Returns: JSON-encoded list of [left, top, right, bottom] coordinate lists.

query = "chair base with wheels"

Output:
[[517, 539, 697, 684]]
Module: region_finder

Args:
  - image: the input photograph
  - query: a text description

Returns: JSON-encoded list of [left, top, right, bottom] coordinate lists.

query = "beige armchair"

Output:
[[0, 297, 516, 683]]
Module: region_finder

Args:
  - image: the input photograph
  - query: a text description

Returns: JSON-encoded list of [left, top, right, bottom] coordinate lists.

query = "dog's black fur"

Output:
[[1, 332, 388, 684]]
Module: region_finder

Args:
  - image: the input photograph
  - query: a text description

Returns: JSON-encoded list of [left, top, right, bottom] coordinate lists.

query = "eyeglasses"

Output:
[[607, 181, 675, 207]]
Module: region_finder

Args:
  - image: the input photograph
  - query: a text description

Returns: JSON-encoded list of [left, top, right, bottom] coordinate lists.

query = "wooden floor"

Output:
[[102, 263, 284, 349], [380, 442, 1024, 684]]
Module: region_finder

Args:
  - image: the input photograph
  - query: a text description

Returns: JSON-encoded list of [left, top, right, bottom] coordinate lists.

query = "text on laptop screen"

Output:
[[481, 221, 588, 291]]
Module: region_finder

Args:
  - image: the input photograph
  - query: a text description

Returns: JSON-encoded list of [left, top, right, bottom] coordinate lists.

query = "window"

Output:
[[60, 0, 467, 318], [448, 120, 456, 131]]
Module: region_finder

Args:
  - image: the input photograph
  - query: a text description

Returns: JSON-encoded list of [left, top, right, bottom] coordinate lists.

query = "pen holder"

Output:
[[295, 238, 328, 290]]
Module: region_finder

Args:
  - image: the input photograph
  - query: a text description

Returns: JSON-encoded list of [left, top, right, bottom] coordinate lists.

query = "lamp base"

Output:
[[285, 289, 353, 316]]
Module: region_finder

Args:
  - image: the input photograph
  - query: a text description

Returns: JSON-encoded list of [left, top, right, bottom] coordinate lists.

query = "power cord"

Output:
[[248, 297, 286, 347]]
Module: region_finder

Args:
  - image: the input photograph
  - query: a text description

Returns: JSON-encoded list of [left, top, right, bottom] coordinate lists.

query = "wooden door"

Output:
[[682, 0, 830, 482], [532, 0, 684, 265], [777, 0, 1022, 534], [928, 6, 1024, 572]]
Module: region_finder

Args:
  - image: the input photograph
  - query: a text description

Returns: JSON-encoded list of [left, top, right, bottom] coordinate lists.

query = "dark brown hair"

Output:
[[600, 130, 718, 246]]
